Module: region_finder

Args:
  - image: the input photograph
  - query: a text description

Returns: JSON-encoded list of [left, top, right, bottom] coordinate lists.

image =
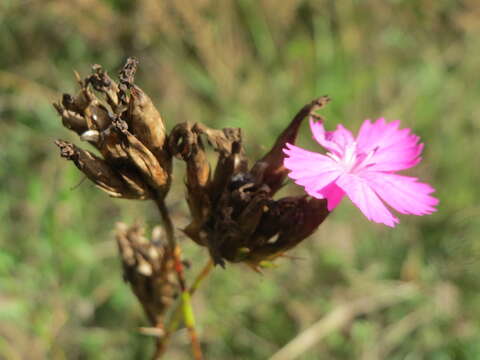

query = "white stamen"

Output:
[[327, 152, 341, 163], [351, 146, 378, 172], [326, 141, 378, 173], [343, 142, 357, 169]]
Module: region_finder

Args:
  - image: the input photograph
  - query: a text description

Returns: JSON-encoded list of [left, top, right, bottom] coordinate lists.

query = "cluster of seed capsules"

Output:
[[55, 57, 330, 270]]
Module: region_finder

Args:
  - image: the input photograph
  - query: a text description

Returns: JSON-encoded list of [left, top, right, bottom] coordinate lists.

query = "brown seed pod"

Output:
[[127, 85, 167, 156], [169, 122, 211, 246], [175, 98, 332, 267], [112, 118, 170, 197], [194, 124, 248, 203], [116, 223, 178, 326], [55, 140, 150, 199]]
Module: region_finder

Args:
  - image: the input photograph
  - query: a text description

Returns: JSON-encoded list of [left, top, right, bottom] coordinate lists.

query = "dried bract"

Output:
[[55, 140, 150, 199], [169, 122, 211, 246], [250, 96, 331, 194]]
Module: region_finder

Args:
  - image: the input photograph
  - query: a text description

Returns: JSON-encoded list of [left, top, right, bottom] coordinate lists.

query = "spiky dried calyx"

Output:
[[169, 97, 331, 268], [54, 57, 171, 200]]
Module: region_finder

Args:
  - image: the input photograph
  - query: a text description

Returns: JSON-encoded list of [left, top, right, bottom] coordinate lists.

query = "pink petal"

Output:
[[356, 118, 423, 171], [359, 171, 439, 215], [283, 143, 342, 194], [336, 174, 399, 227], [309, 118, 354, 156], [356, 118, 399, 152], [318, 182, 345, 211]]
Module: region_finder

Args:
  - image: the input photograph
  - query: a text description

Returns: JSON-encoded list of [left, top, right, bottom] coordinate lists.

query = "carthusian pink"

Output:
[[283, 117, 438, 227]]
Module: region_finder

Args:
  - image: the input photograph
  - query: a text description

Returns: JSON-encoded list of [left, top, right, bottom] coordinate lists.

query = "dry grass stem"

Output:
[[269, 283, 419, 360]]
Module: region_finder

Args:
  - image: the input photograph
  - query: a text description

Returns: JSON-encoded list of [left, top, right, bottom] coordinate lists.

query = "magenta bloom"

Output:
[[283, 118, 438, 227]]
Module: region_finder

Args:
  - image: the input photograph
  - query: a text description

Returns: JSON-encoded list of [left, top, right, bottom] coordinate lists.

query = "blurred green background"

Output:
[[1, 0, 480, 359]]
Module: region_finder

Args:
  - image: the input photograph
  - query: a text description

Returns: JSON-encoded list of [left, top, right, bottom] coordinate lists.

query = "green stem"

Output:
[[154, 198, 204, 360], [155, 259, 214, 359]]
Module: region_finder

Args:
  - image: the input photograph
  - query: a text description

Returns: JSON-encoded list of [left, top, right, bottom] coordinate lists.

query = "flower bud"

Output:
[[169, 122, 250, 253]]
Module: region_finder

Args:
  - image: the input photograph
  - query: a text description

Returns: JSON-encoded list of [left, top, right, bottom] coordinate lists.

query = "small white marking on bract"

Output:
[[80, 130, 100, 142]]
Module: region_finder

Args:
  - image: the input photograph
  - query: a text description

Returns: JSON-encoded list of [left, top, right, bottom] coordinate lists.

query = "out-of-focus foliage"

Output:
[[1, 0, 479, 359]]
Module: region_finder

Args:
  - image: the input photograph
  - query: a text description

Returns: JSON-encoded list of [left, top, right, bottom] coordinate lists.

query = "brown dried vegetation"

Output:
[[55, 58, 330, 269]]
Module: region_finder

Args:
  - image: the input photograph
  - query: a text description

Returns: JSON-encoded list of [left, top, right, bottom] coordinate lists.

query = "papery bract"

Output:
[[283, 118, 438, 227]]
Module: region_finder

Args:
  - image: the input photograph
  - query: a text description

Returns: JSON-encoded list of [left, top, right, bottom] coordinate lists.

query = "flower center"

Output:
[[327, 142, 377, 173]]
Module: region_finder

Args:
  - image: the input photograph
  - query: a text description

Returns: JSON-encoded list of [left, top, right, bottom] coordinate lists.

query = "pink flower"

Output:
[[283, 118, 438, 227]]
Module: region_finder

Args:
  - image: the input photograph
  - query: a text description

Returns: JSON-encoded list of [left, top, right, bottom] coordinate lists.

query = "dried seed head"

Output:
[[168, 122, 251, 252], [116, 223, 178, 326], [171, 98, 332, 267], [55, 58, 172, 201]]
